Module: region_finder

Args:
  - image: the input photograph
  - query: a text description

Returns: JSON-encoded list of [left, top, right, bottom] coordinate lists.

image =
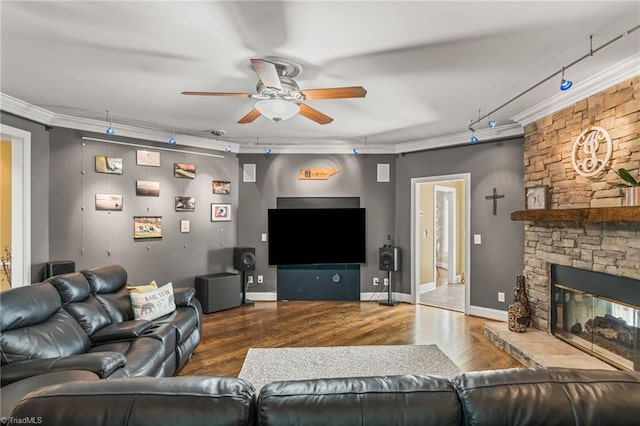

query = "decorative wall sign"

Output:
[[212, 180, 231, 194], [211, 203, 232, 222], [133, 216, 162, 239], [95, 156, 123, 174], [298, 167, 341, 180], [571, 126, 612, 177], [136, 150, 160, 167], [95, 193, 123, 211]]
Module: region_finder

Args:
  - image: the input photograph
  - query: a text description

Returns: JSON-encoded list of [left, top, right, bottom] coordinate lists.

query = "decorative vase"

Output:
[[508, 274, 531, 333], [623, 187, 640, 206]]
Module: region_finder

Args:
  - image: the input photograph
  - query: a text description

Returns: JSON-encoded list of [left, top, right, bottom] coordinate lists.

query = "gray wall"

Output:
[[236, 154, 397, 294], [46, 128, 240, 287], [1, 112, 50, 282], [395, 138, 525, 310]]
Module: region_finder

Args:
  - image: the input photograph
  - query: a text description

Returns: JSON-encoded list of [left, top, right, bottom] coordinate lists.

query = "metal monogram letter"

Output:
[[571, 126, 612, 177]]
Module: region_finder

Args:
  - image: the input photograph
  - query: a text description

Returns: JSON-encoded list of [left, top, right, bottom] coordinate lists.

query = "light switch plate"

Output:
[[474, 234, 482, 245], [261, 233, 268, 242]]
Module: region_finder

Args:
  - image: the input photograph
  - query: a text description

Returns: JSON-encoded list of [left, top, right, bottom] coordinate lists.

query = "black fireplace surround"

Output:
[[551, 264, 640, 371]]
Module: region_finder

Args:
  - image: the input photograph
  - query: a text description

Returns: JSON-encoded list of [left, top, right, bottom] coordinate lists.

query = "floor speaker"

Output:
[[45, 260, 76, 279], [233, 247, 256, 271], [195, 273, 241, 313], [379, 247, 400, 272]]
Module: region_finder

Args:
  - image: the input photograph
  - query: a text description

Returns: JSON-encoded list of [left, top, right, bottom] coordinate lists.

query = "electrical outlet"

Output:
[[383, 278, 389, 286], [498, 291, 505, 302], [257, 275, 263, 284], [373, 277, 379, 286], [247, 275, 254, 284]]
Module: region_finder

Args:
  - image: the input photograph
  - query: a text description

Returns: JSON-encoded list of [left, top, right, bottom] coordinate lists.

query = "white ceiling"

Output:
[[1, 1, 639, 153]]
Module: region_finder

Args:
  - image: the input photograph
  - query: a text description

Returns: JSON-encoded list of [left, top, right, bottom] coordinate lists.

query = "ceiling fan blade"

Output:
[[300, 86, 367, 100], [238, 108, 262, 124], [250, 58, 282, 90], [298, 103, 334, 125], [181, 91, 253, 97]]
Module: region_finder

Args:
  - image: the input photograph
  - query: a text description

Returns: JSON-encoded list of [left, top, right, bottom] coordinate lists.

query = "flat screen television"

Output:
[[268, 208, 366, 265]]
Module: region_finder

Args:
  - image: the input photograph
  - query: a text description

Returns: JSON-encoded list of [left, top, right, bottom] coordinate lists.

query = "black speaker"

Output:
[[379, 247, 400, 272], [233, 247, 256, 271], [45, 260, 76, 279]]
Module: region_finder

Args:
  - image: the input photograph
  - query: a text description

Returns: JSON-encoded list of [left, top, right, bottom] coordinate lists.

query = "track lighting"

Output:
[[471, 135, 478, 144], [488, 120, 496, 128], [105, 110, 115, 135], [353, 148, 359, 154], [168, 130, 176, 145], [265, 148, 272, 156], [560, 67, 573, 91], [225, 146, 232, 153]]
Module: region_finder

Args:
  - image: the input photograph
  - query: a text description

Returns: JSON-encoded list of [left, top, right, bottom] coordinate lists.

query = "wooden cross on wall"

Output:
[[485, 188, 505, 215]]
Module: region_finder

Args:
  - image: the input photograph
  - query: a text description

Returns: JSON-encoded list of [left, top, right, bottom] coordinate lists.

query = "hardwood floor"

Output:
[[178, 301, 523, 377]]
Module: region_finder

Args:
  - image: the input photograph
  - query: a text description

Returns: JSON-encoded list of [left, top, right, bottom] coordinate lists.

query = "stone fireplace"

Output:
[[512, 76, 640, 370]]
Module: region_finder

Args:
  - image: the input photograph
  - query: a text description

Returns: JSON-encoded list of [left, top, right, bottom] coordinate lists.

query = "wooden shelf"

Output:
[[510, 206, 640, 223]]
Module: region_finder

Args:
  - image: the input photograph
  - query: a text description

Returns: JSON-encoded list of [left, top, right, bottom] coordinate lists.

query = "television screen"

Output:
[[268, 208, 366, 265]]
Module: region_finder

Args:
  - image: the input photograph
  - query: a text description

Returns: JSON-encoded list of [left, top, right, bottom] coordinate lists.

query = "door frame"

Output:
[[411, 173, 470, 311], [0, 124, 31, 287]]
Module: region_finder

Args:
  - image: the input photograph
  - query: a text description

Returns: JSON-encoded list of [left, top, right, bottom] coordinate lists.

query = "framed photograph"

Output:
[[211, 203, 232, 222], [136, 180, 160, 197], [136, 150, 160, 167], [95, 156, 123, 174], [180, 219, 190, 233], [526, 185, 548, 210], [95, 193, 123, 211], [174, 163, 196, 179], [133, 216, 162, 239], [175, 196, 195, 212], [212, 180, 231, 195]]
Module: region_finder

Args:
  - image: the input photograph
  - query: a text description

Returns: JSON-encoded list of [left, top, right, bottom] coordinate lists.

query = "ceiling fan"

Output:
[[182, 58, 367, 125]]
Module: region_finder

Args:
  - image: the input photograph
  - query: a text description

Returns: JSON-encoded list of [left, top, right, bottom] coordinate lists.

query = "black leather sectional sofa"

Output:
[[9, 367, 640, 426], [0, 264, 202, 386]]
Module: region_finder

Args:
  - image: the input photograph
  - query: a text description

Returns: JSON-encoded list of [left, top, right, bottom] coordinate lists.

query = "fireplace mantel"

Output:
[[510, 206, 640, 223]]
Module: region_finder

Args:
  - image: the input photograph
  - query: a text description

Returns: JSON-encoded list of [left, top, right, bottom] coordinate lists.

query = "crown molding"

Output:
[[512, 53, 640, 126], [1, 93, 238, 153]]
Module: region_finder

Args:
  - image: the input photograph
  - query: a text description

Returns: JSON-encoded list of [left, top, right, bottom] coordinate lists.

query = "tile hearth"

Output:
[[485, 322, 617, 370]]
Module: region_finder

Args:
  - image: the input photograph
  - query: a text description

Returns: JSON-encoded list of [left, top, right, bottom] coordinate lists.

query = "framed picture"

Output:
[[136, 150, 160, 167], [133, 216, 162, 239], [95, 156, 123, 174], [212, 180, 231, 195], [211, 203, 232, 222], [175, 196, 195, 212], [174, 163, 196, 179], [136, 180, 160, 196], [526, 185, 548, 210], [95, 193, 123, 211], [180, 219, 190, 233]]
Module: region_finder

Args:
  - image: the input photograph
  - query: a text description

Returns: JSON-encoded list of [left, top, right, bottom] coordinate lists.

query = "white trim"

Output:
[[246, 292, 277, 301], [0, 124, 31, 287], [434, 185, 456, 285], [361, 292, 412, 304], [513, 53, 640, 126], [467, 305, 508, 322], [420, 282, 436, 293]]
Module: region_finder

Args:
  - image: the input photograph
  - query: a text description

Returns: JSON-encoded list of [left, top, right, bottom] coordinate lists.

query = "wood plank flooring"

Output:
[[178, 301, 522, 378]]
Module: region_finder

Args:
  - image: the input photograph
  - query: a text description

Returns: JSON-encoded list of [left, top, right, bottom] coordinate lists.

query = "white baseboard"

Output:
[[361, 291, 412, 304], [467, 305, 508, 322], [246, 292, 277, 301], [453, 274, 462, 284], [419, 282, 436, 293]]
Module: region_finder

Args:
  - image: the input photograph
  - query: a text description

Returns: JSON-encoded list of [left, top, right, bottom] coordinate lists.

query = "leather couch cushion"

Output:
[[1, 283, 62, 331], [90, 336, 165, 377], [47, 272, 112, 335], [82, 264, 128, 294], [94, 288, 135, 322], [452, 367, 640, 426], [258, 375, 461, 426], [156, 306, 198, 344], [11, 376, 256, 426]]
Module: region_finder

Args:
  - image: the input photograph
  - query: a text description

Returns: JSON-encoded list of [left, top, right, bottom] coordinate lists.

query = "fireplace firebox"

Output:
[[551, 265, 640, 371]]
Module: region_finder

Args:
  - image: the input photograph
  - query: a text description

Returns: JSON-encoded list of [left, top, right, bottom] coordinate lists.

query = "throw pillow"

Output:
[[128, 280, 158, 294], [130, 282, 176, 321]]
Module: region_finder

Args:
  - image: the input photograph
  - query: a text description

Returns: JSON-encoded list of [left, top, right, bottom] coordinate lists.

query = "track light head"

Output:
[[560, 67, 573, 91], [105, 126, 115, 135], [488, 120, 496, 128], [471, 135, 478, 144], [168, 136, 177, 145], [225, 146, 232, 153], [265, 148, 272, 156], [353, 148, 359, 154]]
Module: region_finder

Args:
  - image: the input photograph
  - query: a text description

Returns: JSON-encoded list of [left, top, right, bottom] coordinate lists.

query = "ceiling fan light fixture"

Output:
[[255, 99, 299, 122]]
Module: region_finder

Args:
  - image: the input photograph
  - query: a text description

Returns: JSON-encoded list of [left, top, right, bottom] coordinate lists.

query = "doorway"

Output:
[[0, 124, 31, 289], [411, 174, 469, 312]]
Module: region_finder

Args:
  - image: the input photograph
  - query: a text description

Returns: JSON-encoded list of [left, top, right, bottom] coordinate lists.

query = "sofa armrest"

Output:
[[1, 351, 126, 386], [173, 287, 196, 307], [90, 320, 153, 344]]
